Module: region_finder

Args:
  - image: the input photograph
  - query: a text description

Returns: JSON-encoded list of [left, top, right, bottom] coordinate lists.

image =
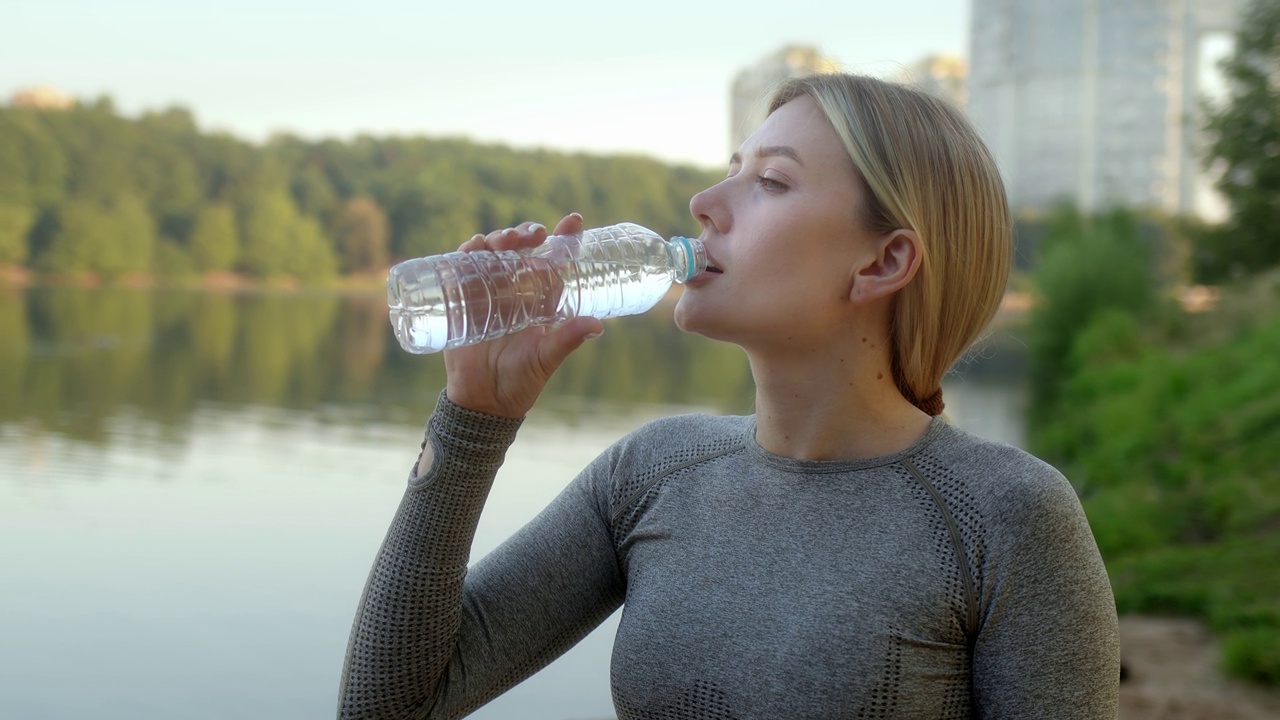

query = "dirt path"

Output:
[[1119, 616, 1280, 719]]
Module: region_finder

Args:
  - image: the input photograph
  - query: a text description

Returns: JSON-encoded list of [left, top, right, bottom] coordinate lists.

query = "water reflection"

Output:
[[0, 287, 1026, 720], [0, 287, 762, 439]]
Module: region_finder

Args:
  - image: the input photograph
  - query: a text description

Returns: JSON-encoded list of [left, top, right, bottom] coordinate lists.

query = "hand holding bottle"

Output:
[[440, 213, 605, 421]]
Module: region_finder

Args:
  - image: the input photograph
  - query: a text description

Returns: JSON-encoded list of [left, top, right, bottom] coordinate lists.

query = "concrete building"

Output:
[[897, 54, 968, 109], [966, 0, 1243, 220], [729, 45, 839, 153], [9, 85, 75, 110]]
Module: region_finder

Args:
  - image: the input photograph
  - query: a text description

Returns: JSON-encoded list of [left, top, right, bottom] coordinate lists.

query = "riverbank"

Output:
[[1120, 616, 1280, 719]]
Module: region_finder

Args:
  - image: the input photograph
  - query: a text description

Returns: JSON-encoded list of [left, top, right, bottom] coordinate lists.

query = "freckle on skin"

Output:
[[862, 337, 867, 343], [877, 372, 883, 380]]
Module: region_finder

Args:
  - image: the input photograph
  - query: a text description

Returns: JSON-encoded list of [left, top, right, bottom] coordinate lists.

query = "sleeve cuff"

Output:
[[409, 390, 526, 485]]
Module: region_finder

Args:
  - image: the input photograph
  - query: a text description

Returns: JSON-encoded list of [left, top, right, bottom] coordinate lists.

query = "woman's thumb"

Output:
[[537, 317, 604, 375]]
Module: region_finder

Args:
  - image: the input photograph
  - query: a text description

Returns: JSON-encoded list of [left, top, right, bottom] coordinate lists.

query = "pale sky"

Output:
[[2, 0, 969, 169]]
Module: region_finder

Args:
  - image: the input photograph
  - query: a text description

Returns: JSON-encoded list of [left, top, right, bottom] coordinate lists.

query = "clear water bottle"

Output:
[[387, 222, 707, 354]]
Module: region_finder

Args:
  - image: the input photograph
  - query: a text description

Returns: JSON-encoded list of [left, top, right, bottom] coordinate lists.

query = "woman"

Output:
[[338, 73, 1120, 719]]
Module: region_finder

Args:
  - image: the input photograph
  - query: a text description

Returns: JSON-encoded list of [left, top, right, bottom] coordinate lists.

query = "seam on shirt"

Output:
[[610, 444, 745, 524], [901, 456, 980, 639]]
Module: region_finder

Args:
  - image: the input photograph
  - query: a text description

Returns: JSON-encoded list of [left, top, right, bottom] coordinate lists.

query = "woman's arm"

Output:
[[338, 214, 612, 719], [337, 393, 624, 719], [970, 471, 1121, 718]]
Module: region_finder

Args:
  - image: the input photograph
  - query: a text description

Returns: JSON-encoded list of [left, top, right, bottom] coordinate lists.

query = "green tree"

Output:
[[238, 188, 297, 277], [61, 97, 137, 205], [136, 108, 203, 222], [287, 215, 337, 282], [0, 203, 34, 265], [333, 196, 389, 273], [389, 178, 478, 259], [39, 195, 156, 278], [1199, 0, 1280, 280], [292, 162, 338, 219], [1025, 206, 1162, 425], [188, 203, 239, 272], [101, 193, 156, 277], [38, 200, 107, 274], [0, 109, 68, 208], [153, 237, 194, 279]]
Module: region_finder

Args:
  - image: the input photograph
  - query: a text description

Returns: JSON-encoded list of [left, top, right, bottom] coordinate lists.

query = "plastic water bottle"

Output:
[[387, 222, 707, 354]]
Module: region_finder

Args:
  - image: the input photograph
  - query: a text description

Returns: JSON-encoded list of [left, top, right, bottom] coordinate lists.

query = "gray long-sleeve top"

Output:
[[338, 393, 1120, 719]]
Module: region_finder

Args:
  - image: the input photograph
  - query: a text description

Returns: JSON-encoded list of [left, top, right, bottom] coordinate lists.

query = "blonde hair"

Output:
[[769, 74, 1012, 416]]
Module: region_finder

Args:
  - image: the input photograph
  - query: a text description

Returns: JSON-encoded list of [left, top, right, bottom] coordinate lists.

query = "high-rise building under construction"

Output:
[[966, 0, 1242, 219]]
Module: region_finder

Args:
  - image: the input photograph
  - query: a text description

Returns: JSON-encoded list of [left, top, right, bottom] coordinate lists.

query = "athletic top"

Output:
[[338, 392, 1120, 719]]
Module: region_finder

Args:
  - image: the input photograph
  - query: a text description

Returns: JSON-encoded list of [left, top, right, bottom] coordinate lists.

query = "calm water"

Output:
[[0, 287, 1027, 720]]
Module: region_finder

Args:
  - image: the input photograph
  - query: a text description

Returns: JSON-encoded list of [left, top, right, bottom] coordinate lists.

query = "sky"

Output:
[[1, 0, 969, 169]]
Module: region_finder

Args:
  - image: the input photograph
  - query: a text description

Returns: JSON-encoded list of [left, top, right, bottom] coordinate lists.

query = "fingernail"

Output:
[[502, 228, 517, 238], [570, 212, 583, 221], [585, 330, 603, 340], [529, 223, 546, 233]]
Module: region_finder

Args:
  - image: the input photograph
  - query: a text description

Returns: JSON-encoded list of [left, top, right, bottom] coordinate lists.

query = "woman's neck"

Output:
[[746, 338, 932, 462]]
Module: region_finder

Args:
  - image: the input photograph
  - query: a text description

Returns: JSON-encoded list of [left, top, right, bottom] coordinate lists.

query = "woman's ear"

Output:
[[850, 228, 922, 304]]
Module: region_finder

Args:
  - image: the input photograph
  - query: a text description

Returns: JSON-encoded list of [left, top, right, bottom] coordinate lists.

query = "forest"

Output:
[[0, 97, 721, 284]]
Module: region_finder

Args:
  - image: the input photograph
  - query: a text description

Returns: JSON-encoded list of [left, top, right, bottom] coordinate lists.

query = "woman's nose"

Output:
[[689, 182, 724, 233]]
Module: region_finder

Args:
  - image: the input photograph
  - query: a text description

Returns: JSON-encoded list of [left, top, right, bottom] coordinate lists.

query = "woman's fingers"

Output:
[[552, 212, 584, 238], [437, 212, 597, 419], [464, 215, 583, 253], [487, 222, 548, 252], [457, 233, 487, 252]]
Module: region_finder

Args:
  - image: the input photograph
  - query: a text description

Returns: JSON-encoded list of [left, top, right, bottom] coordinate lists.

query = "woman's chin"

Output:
[[673, 303, 734, 344], [672, 298, 705, 335]]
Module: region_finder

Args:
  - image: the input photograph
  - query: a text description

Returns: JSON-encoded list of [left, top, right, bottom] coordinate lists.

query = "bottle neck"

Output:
[[670, 236, 707, 283]]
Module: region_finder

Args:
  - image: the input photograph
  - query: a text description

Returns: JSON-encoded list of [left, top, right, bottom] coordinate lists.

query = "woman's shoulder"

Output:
[[586, 412, 751, 517], [616, 411, 752, 461], [924, 422, 1084, 522]]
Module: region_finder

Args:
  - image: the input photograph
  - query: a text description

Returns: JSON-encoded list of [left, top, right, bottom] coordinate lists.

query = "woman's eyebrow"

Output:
[[729, 146, 805, 167]]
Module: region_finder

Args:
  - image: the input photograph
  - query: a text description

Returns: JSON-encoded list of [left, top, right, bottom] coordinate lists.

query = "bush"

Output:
[[1224, 627, 1280, 684], [1025, 207, 1163, 423], [1029, 262, 1280, 685]]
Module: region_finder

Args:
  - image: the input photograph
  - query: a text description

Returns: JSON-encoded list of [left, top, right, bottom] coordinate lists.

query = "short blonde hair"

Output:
[[770, 74, 1012, 415]]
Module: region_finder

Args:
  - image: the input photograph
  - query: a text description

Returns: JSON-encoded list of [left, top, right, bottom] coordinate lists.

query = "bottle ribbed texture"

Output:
[[387, 223, 704, 354]]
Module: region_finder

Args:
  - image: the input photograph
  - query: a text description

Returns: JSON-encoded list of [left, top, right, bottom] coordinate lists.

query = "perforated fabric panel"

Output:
[[339, 395, 525, 719]]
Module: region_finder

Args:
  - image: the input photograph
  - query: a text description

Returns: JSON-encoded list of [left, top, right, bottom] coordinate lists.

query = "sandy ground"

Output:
[[1119, 616, 1280, 720]]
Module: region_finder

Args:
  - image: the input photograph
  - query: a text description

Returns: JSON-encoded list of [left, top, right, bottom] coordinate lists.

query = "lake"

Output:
[[0, 287, 1028, 720]]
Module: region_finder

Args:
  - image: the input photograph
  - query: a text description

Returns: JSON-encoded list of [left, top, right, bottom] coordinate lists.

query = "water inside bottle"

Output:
[[387, 274, 451, 354], [570, 259, 674, 318], [390, 306, 450, 354], [388, 252, 564, 354], [387, 227, 704, 354], [389, 259, 678, 354]]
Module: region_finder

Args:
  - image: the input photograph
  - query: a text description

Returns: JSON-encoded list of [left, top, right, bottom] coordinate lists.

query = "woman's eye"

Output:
[[756, 176, 788, 192]]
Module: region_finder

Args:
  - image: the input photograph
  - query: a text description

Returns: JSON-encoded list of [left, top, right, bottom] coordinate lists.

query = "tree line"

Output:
[[0, 98, 721, 283]]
